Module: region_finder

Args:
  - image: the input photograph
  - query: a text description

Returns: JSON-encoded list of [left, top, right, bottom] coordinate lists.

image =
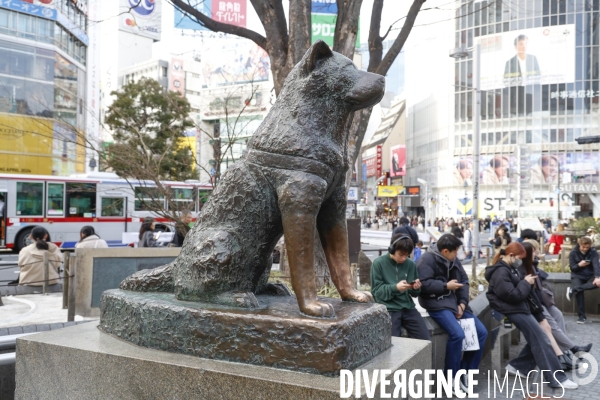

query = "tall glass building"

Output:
[[0, 1, 89, 176], [405, 0, 600, 220]]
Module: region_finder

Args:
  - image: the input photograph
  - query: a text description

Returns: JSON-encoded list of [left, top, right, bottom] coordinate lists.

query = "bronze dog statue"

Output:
[[120, 40, 385, 318]]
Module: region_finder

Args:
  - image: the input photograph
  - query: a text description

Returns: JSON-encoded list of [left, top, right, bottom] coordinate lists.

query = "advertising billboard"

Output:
[[0, 115, 82, 175], [201, 39, 269, 87], [311, 13, 360, 47], [312, 0, 337, 14], [169, 58, 185, 95], [174, 1, 211, 30], [478, 25, 575, 90], [211, 0, 246, 28], [390, 144, 406, 177], [120, 0, 162, 41], [450, 151, 600, 187], [364, 156, 376, 177]]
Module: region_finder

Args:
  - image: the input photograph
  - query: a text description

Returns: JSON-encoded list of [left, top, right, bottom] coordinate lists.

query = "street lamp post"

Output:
[[450, 44, 481, 282], [417, 178, 428, 232]]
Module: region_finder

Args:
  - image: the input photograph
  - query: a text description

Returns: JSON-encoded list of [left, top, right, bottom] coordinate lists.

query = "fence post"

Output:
[[62, 252, 70, 309], [486, 247, 491, 267], [67, 255, 76, 322], [350, 263, 357, 289], [43, 251, 49, 295]]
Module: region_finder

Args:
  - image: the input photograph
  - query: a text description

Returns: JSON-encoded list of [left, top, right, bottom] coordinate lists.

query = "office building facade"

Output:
[[0, 0, 93, 176], [405, 0, 600, 220]]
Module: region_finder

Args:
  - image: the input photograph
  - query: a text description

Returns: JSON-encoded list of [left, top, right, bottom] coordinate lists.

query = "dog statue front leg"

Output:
[[318, 186, 373, 304], [279, 174, 334, 318]]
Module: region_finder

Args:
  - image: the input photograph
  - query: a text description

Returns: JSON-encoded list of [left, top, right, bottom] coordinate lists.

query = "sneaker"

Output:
[[577, 317, 587, 324], [459, 374, 469, 393], [505, 363, 525, 378], [566, 287, 572, 301], [560, 379, 579, 389], [452, 382, 466, 398]]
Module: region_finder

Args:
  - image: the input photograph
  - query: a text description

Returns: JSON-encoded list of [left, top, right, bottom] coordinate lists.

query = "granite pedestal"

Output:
[[15, 322, 432, 400], [99, 289, 391, 376]]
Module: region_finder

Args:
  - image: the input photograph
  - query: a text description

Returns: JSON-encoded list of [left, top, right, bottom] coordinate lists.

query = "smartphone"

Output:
[[584, 260, 591, 263], [460, 281, 469, 285]]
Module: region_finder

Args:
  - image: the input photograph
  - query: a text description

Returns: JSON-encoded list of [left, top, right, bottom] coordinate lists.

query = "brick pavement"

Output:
[[462, 315, 600, 399]]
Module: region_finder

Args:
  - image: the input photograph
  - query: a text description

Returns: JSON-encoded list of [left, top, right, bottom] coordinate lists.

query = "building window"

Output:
[[162, 67, 168, 77]]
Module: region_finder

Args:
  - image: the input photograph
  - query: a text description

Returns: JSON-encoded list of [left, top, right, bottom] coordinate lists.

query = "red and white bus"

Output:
[[0, 172, 213, 251]]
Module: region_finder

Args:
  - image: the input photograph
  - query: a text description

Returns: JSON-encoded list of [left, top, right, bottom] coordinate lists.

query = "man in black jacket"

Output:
[[392, 216, 419, 245], [417, 234, 488, 394], [567, 236, 600, 324]]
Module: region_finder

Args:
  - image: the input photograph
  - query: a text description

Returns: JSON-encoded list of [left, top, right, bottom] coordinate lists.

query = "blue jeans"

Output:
[[428, 309, 488, 379]]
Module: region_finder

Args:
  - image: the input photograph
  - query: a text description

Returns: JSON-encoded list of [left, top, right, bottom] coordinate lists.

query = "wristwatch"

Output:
[[443, 282, 448, 290]]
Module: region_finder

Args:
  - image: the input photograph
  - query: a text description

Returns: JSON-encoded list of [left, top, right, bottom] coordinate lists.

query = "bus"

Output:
[[0, 172, 213, 251]]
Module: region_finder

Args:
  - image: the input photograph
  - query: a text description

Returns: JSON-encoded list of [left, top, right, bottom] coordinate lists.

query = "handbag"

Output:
[[526, 292, 542, 313]]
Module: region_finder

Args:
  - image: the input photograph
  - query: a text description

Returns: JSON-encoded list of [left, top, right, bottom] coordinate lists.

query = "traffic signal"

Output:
[[575, 135, 600, 144]]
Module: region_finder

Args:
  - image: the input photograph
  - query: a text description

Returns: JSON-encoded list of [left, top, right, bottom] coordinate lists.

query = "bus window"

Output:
[[16, 182, 44, 216], [198, 189, 211, 210], [101, 198, 124, 217], [134, 187, 164, 211], [47, 183, 65, 216], [66, 183, 96, 217], [169, 188, 195, 211]]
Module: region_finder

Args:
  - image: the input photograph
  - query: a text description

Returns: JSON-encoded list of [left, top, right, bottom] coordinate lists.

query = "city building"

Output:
[[0, 0, 97, 176], [358, 96, 407, 217], [405, 0, 600, 220]]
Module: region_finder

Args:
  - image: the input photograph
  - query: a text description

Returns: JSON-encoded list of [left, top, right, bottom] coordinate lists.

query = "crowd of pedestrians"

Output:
[[370, 215, 600, 395]]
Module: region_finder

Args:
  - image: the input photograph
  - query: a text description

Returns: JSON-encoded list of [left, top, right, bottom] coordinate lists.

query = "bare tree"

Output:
[[170, 0, 426, 170]]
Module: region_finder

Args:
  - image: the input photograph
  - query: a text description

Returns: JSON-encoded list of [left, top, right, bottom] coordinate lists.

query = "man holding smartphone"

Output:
[[417, 234, 488, 395], [371, 234, 431, 341], [567, 236, 600, 324]]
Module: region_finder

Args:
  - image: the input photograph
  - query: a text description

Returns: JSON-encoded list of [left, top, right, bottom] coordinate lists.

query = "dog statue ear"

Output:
[[301, 40, 333, 73]]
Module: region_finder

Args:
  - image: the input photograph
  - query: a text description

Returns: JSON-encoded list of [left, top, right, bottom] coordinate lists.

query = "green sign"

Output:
[[311, 14, 360, 48]]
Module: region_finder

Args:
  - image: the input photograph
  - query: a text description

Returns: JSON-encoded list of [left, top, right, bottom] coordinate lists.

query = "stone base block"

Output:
[[15, 322, 432, 400], [99, 289, 391, 376]]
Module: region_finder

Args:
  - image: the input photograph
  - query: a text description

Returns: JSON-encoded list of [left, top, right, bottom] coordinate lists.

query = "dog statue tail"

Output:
[[120, 262, 175, 293]]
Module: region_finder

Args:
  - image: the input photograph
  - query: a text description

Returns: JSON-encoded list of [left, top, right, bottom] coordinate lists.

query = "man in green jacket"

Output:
[[371, 234, 431, 340]]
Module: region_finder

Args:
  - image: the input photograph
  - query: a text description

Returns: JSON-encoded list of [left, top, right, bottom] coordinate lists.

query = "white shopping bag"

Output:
[[458, 318, 480, 351]]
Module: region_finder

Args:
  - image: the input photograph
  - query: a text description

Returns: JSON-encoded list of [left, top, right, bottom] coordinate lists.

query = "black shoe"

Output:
[[571, 343, 593, 354], [577, 316, 587, 324], [558, 354, 573, 371]]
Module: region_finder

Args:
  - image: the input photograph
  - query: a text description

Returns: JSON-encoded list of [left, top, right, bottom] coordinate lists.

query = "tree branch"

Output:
[[170, 0, 267, 50], [376, 0, 426, 76], [333, 0, 363, 58]]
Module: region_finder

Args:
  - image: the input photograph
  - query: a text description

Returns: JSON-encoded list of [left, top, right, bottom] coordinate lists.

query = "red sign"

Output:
[[212, 0, 247, 28], [376, 145, 383, 178], [390, 144, 406, 177], [169, 58, 184, 95], [364, 156, 376, 177]]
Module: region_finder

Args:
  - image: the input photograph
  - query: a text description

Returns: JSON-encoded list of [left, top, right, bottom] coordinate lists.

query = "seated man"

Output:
[[392, 216, 419, 246], [417, 234, 488, 394], [371, 234, 431, 341], [567, 236, 600, 324]]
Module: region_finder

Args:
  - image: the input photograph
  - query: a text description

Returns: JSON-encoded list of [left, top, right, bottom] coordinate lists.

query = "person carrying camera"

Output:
[[567, 236, 600, 324]]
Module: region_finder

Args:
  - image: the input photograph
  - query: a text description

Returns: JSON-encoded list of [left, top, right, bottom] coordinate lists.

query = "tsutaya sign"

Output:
[[553, 184, 600, 193]]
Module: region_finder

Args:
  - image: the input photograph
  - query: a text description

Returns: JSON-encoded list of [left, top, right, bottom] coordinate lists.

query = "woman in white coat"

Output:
[[18, 226, 62, 286], [75, 226, 108, 249]]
